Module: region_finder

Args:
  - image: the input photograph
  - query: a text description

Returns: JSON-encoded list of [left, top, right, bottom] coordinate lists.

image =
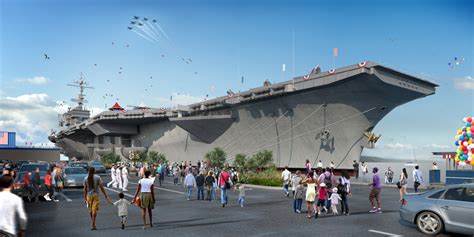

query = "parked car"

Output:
[[12, 171, 48, 198], [400, 183, 474, 235], [63, 167, 88, 188], [89, 160, 106, 174], [19, 163, 49, 173], [70, 162, 89, 170]]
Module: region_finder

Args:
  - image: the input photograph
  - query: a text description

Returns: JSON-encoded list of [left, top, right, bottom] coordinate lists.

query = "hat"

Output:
[[319, 183, 326, 188], [332, 187, 338, 193]]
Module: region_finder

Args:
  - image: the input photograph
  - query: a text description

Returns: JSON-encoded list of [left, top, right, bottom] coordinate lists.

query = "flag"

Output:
[[282, 64, 286, 72], [333, 48, 338, 57], [241, 76, 244, 84]]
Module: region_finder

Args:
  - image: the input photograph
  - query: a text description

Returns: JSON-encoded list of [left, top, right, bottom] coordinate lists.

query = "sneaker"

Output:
[[53, 199, 59, 202], [296, 210, 301, 214], [376, 208, 382, 214], [122, 189, 128, 192], [122, 224, 125, 229], [240, 204, 244, 208], [369, 207, 377, 213]]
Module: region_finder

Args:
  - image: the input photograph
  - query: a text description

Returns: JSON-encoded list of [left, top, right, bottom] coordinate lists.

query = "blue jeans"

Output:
[[283, 183, 289, 194], [340, 193, 349, 214], [293, 198, 303, 212], [186, 186, 193, 200], [238, 196, 245, 206], [211, 187, 216, 201], [220, 187, 228, 205], [197, 186, 204, 200]]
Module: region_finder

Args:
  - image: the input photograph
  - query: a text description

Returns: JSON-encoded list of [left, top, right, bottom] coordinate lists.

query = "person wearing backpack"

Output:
[[318, 168, 334, 212], [338, 170, 351, 215]]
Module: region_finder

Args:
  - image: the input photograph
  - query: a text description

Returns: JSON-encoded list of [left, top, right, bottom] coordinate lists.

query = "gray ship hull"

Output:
[[50, 62, 437, 169]]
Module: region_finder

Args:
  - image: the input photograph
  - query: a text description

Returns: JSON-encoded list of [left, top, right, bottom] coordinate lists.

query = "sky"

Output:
[[0, 0, 473, 160]]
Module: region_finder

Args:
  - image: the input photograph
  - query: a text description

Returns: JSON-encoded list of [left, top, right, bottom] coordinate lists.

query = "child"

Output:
[[316, 183, 327, 217], [237, 184, 246, 207], [293, 181, 304, 213], [113, 193, 130, 229], [329, 187, 342, 215]]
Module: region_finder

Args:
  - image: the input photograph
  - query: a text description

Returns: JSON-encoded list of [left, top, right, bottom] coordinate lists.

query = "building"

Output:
[[0, 132, 60, 163]]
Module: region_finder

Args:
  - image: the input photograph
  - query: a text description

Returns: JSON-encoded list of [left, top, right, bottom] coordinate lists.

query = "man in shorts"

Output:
[[368, 167, 382, 213], [83, 167, 112, 230]]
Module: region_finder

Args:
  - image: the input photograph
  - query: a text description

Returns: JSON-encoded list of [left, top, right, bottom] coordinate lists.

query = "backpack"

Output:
[[337, 178, 347, 194], [324, 174, 332, 189]]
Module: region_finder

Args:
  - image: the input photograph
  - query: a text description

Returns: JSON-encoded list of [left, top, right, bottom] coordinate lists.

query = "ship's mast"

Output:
[[67, 73, 94, 110]]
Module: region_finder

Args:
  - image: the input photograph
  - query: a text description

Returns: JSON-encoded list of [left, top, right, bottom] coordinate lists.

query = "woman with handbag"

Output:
[[398, 168, 408, 202], [218, 167, 231, 207], [132, 170, 155, 229]]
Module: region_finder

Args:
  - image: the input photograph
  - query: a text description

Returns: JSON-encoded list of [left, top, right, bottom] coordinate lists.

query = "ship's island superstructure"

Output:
[[49, 62, 437, 169]]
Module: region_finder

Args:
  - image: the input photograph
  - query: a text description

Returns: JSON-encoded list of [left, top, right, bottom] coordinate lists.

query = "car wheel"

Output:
[[416, 211, 443, 235]]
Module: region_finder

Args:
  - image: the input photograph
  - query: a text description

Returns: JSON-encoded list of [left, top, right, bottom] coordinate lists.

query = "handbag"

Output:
[[135, 195, 141, 207], [396, 181, 402, 189]]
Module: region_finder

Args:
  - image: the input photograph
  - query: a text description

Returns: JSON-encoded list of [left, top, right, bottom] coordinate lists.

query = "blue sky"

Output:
[[0, 0, 473, 159]]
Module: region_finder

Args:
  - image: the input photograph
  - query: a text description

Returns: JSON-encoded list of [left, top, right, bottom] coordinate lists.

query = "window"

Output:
[[444, 187, 474, 202], [429, 190, 445, 199]]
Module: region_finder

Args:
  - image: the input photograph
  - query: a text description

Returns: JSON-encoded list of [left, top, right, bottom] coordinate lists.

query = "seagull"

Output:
[[44, 53, 50, 60]]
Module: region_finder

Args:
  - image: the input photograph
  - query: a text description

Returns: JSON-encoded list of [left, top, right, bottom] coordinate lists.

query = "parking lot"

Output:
[[21, 175, 470, 237]]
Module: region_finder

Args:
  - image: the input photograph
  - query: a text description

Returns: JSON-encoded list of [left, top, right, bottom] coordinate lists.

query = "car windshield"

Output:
[[20, 164, 48, 172], [65, 168, 87, 175], [71, 163, 87, 167]]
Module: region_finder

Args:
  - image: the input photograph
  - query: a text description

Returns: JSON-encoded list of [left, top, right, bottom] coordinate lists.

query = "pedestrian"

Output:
[[352, 160, 359, 179], [281, 166, 291, 197], [23, 171, 32, 202], [205, 171, 215, 201], [180, 167, 185, 185], [329, 161, 335, 173], [211, 172, 217, 201], [237, 183, 245, 207], [173, 165, 179, 185], [197, 160, 201, 171], [384, 167, 394, 184], [302, 171, 318, 219], [316, 160, 323, 175], [159, 163, 165, 187], [305, 159, 311, 176], [361, 162, 368, 182], [31, 168, 41, 202], [431, 162, 438, 170], [0, 175, 27, 237], [316, 182, 327, 217], [132, 170, 155, 229], [107, 165, 117, 188], [329, 187, 341, 215], [291, 170, 302, 197], [83, 167, 112, 230], [368, 167, 382, 214], [413, 165, 423, 193], [318, 168, 335, 212], [121, 165, 129, 192], [115, 166, 123, 190], [184, 171, 196, 201], [293, 180, 304, 213], [338, 170, 351, 215], [196, 171, 205, 200], [54, 167, 65, 202], [218, 167, 231, 207], [398, 168, 408, 202], [113, 192, 130, 229], [43, 169, 53, 202]]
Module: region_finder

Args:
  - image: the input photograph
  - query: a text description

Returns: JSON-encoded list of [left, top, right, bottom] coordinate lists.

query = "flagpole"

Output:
[[292, 29, 295, 89]]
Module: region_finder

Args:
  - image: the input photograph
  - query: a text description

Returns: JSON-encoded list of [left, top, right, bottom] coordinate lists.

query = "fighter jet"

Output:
[[144, 17, 149, 21], [138, 23, 143, 26], [127, 27, 133, 30], [152, 19, 157, 23], [130, 21, 136, 24], [133, 16, 139, 20]]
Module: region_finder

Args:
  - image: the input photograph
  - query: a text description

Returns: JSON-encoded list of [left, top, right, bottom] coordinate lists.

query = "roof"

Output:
[[110, 102, 124, 111]]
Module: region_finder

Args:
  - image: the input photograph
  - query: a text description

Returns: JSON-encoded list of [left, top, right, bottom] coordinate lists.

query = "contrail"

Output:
[[137, 20, 160, 43], [152, 19, 170, 40], [132, 29, 155, 44], [145, 21, 163, 41]]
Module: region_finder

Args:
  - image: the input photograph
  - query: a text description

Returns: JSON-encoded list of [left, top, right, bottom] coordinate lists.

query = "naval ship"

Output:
[[49, 61, 437, 169]]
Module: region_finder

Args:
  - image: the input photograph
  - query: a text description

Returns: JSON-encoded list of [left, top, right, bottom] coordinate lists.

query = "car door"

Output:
[[436, 186, 474, 233]]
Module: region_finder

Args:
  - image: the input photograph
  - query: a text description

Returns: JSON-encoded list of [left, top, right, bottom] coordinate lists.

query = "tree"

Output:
[[246, 150, 273, 173], [148, 151, 167, 165], [139, 152, 148, 163], [233, 153, 247, 173], [101, 152, 121, 166], [205, 147, 227, 168]]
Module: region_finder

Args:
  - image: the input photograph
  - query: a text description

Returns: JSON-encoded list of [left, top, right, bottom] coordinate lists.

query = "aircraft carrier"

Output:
[[49, 61, 437, 169]]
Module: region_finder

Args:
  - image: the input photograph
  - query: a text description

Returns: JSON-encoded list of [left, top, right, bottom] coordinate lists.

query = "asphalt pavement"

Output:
[[23, 175, 462, 237]]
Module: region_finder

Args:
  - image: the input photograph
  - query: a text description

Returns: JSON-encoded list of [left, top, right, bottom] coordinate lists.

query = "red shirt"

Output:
[[24, 174, 31, 186], [219, 171, 230, 187], [45, 174, 52, 186], [318, 187, 327, 200]]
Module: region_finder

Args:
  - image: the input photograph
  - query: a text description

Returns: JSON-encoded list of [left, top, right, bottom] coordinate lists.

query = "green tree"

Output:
[[101, 152, 121, 166], [205, 147, 227, 168], [148, 151, 167, 165], [233, 153, 247, 173], [247, 150, 273, 173], [139, 152, 148, 163]]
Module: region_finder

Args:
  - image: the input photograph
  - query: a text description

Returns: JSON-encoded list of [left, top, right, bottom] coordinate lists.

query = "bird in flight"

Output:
[[44, 53, 50, 60]]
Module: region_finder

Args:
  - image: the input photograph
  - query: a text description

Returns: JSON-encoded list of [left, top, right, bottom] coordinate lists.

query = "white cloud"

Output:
[[424, 143, 450, 149], [15, 76, 50, 85], [363, 142, 452, 160], [382, 143, 414, 150], [453, 76, 474, 90], [154, 92, 205, 107]]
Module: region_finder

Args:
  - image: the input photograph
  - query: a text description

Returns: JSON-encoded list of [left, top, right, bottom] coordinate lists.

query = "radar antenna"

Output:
[[67, 73, 94, 109]]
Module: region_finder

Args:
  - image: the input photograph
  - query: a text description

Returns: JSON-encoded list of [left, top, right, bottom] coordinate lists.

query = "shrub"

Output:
[[148, 151, 167, 165], [240, 167, 282, 187], [101, 152, 121, 167], [205, 147, 227, 169], [233, 153, 247, 173]]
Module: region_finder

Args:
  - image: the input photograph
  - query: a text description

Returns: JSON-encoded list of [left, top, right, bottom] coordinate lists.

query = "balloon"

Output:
[[463, 141, 469, 146], [468, 132, 473, 138], [469, 117, 473, 123], [458, 129, 463, 134], [455, 141, 459, 146], [467, 123, 472, 127], [471, 127, 474, 132], [471, 160, 474, 166], [461, 161, 466, 166], [460, 136, 464, 140], [463, 118, 468, 123]]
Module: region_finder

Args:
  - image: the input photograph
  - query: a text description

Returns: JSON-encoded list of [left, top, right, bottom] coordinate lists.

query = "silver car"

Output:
[[64, 167, 88, 187], [400, 183, 474, 235]]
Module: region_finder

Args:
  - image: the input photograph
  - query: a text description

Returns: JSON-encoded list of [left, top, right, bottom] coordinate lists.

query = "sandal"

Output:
[[306, 215, 312, 219]]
